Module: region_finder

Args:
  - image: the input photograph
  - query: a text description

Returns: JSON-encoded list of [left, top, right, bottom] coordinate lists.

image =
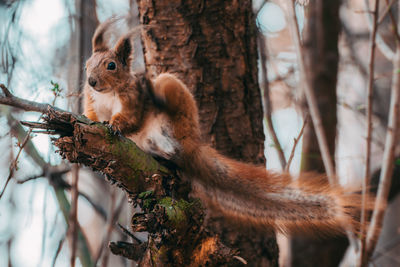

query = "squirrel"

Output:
[[84, 19, 368, 235]]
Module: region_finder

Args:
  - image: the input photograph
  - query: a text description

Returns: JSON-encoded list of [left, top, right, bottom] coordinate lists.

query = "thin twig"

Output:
[[257, 33, 287, 169], [382, 0, 400, 43], [17, 172, 45, 184], [117, 223, 142, 244], [0, 128, 32, 198], [68, 165, 80, 267], [359, 0, 380, 265], [38, 187, 49, 267], [363, 0, 395, 60], [0, 83, 64, 113], [52, 237, 65, 267], [60, 182, 107, 220], [365, 6, 400, 263], [1, 83, 12, 97], [285, 115, 308, 172], [94, 189, 116, 265], [286, 0, 336, 184], [7, 238, 13, 267], [378, 0, 396, 24], [99, 193, 126, 267], [78, 191, 108, 220], [94, 190, 116, 265]]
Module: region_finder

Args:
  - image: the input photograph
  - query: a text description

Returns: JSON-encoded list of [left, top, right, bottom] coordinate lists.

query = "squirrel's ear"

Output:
[[115, 36, 132, 67], [92, 28, 108, 52], [92, 17, 118, 52]]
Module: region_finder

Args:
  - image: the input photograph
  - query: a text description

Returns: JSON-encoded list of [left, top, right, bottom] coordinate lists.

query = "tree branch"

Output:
[[285, 115, 308, 172], [1, 83, 238, 265], [286, 0, 336, 184], [363, 0, 395, 60], [365, 14, 400, 265], [359, 0, 380, 265], [0, 83, 63, 113], [6, 101, 170, 194], [257, 33, 287, 170]]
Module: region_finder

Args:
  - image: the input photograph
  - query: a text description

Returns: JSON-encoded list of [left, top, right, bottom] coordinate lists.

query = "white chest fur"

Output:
[[90, 90, 122, 121], [128, 113, 180, 160]]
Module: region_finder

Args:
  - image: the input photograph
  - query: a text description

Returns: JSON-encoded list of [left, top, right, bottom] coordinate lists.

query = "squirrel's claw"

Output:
[[105, 121, 121, 136]]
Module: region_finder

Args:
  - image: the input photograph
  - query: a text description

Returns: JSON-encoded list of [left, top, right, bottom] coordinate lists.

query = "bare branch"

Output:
[[363, 0, 395, 60], [68, 166, 79, 267], [52, 237, 65, 267], [0, 83, 64, 113], [117, 223, 142, 244], [378, 0, 396, 24], [366, 6, 400, 262], [285, 0, 336, 184], [100, 194, 125, 267], [77, 191, 107, 220], [17, 172, 45, 184], [285, 115, 308, 172], [0, 128, 32, 198], [1, 83, 12, 97], [257, 33, 287, 170], [378, 0, 400, 44], [359, 0, 380, 265]]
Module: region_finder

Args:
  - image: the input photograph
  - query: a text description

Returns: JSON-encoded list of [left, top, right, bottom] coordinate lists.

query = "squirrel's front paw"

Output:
[[110, 114, 126, 133]]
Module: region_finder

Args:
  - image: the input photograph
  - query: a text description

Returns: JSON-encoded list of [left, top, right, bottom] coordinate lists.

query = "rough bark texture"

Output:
[[22, 108, 169, 192], [137, 0, 278, 266], [293, 1, 348, 266], [138, 0, 266, 164]]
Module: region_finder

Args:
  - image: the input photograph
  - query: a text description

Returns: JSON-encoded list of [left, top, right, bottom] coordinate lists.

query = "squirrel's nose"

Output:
[[88, 77, 97, 87]]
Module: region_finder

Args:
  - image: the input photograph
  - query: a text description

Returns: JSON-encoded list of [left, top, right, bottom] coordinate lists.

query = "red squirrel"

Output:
[[84, 19, 368, 235]]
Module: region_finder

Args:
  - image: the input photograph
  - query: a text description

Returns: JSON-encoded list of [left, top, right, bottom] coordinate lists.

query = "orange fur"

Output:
[[84, 19, 373, 236], [152, 74, 202, 156], [83, 93, 99, 121]]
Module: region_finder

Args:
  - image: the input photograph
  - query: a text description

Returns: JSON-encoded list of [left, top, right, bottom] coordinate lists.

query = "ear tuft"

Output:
[[92, 16, 119, 52], [92, 28, 107, 52], [115, 36, 132, 67]]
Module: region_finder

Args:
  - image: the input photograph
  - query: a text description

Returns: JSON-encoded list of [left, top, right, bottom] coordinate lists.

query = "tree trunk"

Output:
[[68, 0, 98, 113], [137, 0, 278, 265], [292, 1, 348, 266]]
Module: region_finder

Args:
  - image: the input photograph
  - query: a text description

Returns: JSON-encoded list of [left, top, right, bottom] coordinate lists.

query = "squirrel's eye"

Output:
[[107, 62, 116, 70]]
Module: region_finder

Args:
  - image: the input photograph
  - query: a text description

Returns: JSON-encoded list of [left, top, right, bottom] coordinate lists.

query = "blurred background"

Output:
[[1, 0, 399, 266]]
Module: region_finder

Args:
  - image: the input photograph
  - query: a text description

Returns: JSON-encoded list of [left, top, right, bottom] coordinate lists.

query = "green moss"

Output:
[[158, 197, 193, 228], [152, 245, 167, 264], [88, 124, 169, 192], [105, 129, 169, 174], [139, 190, 154, 199]]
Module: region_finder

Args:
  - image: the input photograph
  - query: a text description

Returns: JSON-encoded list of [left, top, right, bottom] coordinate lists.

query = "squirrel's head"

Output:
[[85, 19, 133, 93]]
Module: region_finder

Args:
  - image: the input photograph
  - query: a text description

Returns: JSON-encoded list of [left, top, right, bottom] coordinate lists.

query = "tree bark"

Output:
[[136, 0, 278, 266], [292, 1, 348, 266]]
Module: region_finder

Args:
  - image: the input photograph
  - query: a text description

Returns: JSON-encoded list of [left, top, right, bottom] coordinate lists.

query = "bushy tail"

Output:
[[184, 145, 370, 235]]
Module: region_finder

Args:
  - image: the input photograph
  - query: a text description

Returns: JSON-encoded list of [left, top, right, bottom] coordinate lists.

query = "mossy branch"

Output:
[[21, 107, 169, 194], [0, 84, 238, 265]]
